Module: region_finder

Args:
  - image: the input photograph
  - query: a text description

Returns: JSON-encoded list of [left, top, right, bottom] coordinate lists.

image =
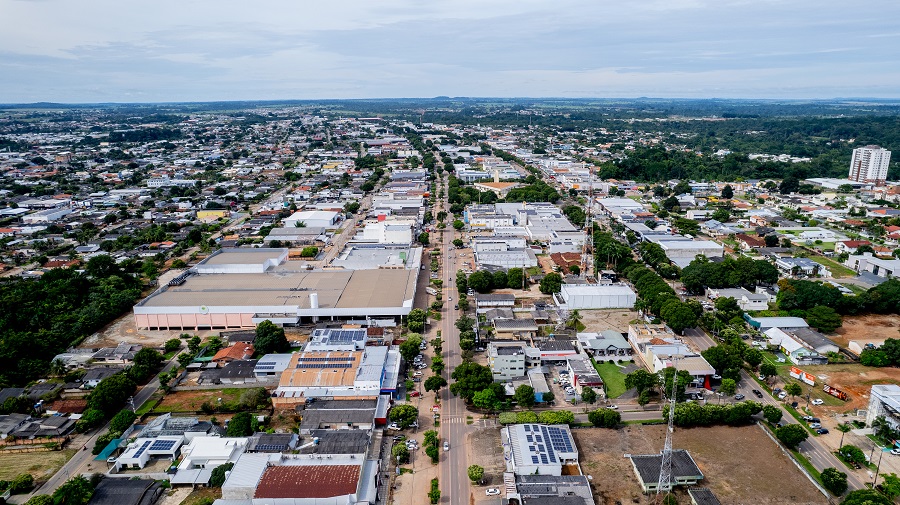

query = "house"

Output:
[[91, 343, 142, 364], [845, 253, 900, 280], [629, 450, 704, 492], [705, 287, 768, 311], [474, 293, 515, 313], [212, 344, 255, 364], [775, 257, 828, 277], [171, 436, 249, 484], [744, 316, 809, 332], [734, 233, 767, 250], [221, 330, 257, 344], [114, 436, 184, 470], [297, 398, 385, 433], [247, 432, 299, 453], [835, 240, 872, 255], [82, 367, 124, 388], [0, 413, 30, 438], [536, 340, 579, 363], [512, 475, 596, 505], [200, 360, 259, 385], [576, 331, 632, 362]]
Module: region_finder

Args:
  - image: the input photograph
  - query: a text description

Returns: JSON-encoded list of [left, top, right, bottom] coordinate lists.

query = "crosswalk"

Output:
[[440, 416, 498, 426]]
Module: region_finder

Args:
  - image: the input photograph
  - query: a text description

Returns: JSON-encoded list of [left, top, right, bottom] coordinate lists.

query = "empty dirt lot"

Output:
[[830, 313, 900, 349], [574, 424, 826, 505]]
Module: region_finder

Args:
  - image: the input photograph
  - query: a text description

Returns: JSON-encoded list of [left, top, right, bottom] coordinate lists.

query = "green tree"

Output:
[[625, 369, 660, 396], [507, 268, 525, 289], [580, 386, 597, 404], [744, 348, 763, 369], [760, 362, 777, 378], [785, 382, 803, 398], [408, 308, 428, 332], [86, 373, 136, 416], [423, 430, 439, 448], [188, 335, 202, 354], [588, 408, 621, 428], [425, 445, 440, 464], [255, 320, 289, 354], [418, 232, 430, 245], [452, 238, 464, 248], [880, 473, 900, 500], [775, 424, 809, 449], [821, 467, 848, 496], [400, 334, 423, 363], [52, 476, 94, 505], [719, 378, 737, 396], [450, 361, 495, 401], [392, 443, 410, 464], [467, 271, 493, 293], [539, 273, 563, 294], [428, 479, 441, 503], [473, 388, 501, 411], [721, 184, 734, 199], [75, 408, 106, 433], [132, 348, 163, 370], [227, 412, 255, 436], [514, 385, 536, 408], [762, 405, 783, 424], [389, 404, 419, 428], [164, 338, 181, 353], [424, 375, 447, 396], [806, 305, 843, 332], [839, 445, 867, 465], [109, 409, 137, 433], [840, 489, 892, 505], [209, 462, 235, 487], [780, 176, 800, 194], [467, 465, 484, 483], [25, 496, 53, 505], [9, 473, 34, 494], [836, 422, 853, 449], [452, 219, 464, 230]]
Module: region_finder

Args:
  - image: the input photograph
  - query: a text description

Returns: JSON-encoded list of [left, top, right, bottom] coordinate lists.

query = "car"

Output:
[[758, 374, 765, 380], [485, 489, 501, 496], [809, 423, 821, 429], [712, 374, 722, 380], [891, 449, 900, 456], [392, 435, 405, 441], [773, 388, 783, 394], [605, 404, 619, 409], [778, 392, 788, 400], [413, 371, 423, 377], [802, 415, 814, 421], [752, 389, 763, 398], [817, 428, 829, 434], [734, 394, 745, 400], [448, 296, 452, 301], [388, 423, 401, 430], [810, 417, 820, 423], [454, 304, 459, 310], [410, 391, 421, 397], [443, 441, 450, 451], [812, 399, 824, 405], [410, 421, 419, 428], [413, 378, 421, 382], [776, 357, 786, 363]]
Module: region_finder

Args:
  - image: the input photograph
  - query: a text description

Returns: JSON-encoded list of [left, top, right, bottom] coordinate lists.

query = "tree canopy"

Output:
[[255, 320, 289, 354]]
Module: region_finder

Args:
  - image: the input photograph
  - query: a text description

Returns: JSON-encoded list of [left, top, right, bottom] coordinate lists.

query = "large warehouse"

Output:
[[133, 248, 419, 330], [555, 284, 636, 309]]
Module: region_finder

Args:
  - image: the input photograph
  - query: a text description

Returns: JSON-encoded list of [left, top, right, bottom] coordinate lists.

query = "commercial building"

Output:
[[22, 207, 73, 224], [566, 356, 604, 393], [284, 210, 341, 229], [509, 475, 595, 505], [555, 284, 636, 309], [845, 253, 900, 280], [849, 145, 891, 186], [658, 240, 724, 268], [133, 249, 419, 330], [576, 331, 632, 362], [763, 328, 831, 365], [488, 342, 541, 380], [502, 424, 579, 476], [629, 450, 704, 493], [271, 347, 399, 408], [866, 384, 900, 431]]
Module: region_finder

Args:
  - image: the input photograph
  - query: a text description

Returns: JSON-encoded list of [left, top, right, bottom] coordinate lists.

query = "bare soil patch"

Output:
[[831, 314, 900, 348], [792, 362, 900, 414], [578, 309, 641, 334], [573, 424, 825, 505], [0, 449, 77, 482], [466, 427, 505, 486], [153, 388, 247, 413]]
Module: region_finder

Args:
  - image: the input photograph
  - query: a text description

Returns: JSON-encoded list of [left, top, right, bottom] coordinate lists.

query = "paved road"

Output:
[[27, 357, 178, 500], [681, 327, 867, 491], [434, 172, 470, 505]]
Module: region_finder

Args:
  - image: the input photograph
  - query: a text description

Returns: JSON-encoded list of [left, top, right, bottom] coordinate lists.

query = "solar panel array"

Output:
[[296, 363, 352, 369], [256, 361, 277, 370], [255, 444, 285, 452], [296, 356, 356, 362], [543, 426, 574, 453], [133, 440, 152, 457], [150, 439, 177, 451]]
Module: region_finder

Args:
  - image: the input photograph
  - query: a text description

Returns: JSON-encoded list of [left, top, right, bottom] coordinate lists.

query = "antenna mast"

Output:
[[581, 161, 592, 278], [657, 356, 679, 502]]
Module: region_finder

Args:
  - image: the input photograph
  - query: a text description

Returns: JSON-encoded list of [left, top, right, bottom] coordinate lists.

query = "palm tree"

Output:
[[567, 310, 583, 330], [836, 423, 852, 450]]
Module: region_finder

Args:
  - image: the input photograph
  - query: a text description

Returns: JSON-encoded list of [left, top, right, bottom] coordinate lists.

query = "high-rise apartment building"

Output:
[[848, 145, 891, 186]]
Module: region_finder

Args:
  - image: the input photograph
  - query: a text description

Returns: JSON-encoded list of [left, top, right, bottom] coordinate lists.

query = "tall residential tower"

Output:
[[849, 145, 891, 186]]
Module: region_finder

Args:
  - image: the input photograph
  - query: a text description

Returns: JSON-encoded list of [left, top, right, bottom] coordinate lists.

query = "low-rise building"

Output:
[[577, 331, 633, 362], [866, 384, 900, 431], [501, 424, 579, 476], [629, 450, 704, 493], [555, 284, 636, 309], [705, 287, 768, 311], [566, 356, 603, 393]]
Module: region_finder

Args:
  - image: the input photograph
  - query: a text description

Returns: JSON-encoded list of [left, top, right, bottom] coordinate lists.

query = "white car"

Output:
[[388, 423, 401, 430], [443, 441, 450, 451], [812, 399, 824, 405], [485, 488, 501, 496], [712, 374, 722, 380], [605, 404, 619, 410]]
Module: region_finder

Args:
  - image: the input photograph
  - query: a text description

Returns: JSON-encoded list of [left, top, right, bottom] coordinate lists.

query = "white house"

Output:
[[705, 287, 768, 311]]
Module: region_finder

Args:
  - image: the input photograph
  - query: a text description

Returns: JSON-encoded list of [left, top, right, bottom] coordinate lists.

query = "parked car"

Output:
[[712, 374, 722, 380], [410, 391, 421, 397], [443, 441, 450, 451], [810, 423, 821, 429], [812, 399, 824, 405], [778, 392, 788, 400], [388, 423, 401, 430], [485, 488, 501, 496], [392, 435, 405, 441], [890, 449, 900, 456], [802, 415, 814, 421], [414, 371, 423, 377], [817, 428, 829, 434], [605, 404, 619, 409]]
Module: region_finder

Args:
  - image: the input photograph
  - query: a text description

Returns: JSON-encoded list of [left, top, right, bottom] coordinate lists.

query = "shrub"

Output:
[[208, 462, 234, 487]]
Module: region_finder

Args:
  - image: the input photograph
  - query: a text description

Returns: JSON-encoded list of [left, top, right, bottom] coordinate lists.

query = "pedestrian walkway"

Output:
[[440, 416, 498, 427]]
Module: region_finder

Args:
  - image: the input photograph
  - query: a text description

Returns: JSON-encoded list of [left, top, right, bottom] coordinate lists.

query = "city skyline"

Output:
[[3, 0, 900, 103]]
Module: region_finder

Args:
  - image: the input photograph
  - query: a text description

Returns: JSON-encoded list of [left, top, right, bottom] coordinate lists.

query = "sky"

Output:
[[2, 0, 900, 103]]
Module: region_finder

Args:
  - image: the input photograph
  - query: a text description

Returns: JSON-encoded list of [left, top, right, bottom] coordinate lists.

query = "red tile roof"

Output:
[[254, 465, 360, 499], [212, 344, 255, 363]]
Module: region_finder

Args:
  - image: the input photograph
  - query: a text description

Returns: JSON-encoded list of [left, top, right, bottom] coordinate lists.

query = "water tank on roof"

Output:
[[310, 292, 319, 309]]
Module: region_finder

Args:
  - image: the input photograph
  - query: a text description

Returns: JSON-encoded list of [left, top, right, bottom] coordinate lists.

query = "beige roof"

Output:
[[279, 351, 362, 387]]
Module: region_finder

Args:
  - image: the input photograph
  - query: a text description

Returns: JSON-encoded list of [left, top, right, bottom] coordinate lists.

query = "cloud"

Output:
[[0, 0, 899, 101]]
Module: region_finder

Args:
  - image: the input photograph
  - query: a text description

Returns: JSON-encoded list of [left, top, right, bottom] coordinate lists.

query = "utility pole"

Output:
[[657, 356, 680, 503]]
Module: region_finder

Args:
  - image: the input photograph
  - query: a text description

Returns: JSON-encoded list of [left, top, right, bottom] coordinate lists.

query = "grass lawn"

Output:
[[810, 256, 857, 278], [593, 361, 628, 399], [837, 282, 867, 295], [0, 449, 77, 482]]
